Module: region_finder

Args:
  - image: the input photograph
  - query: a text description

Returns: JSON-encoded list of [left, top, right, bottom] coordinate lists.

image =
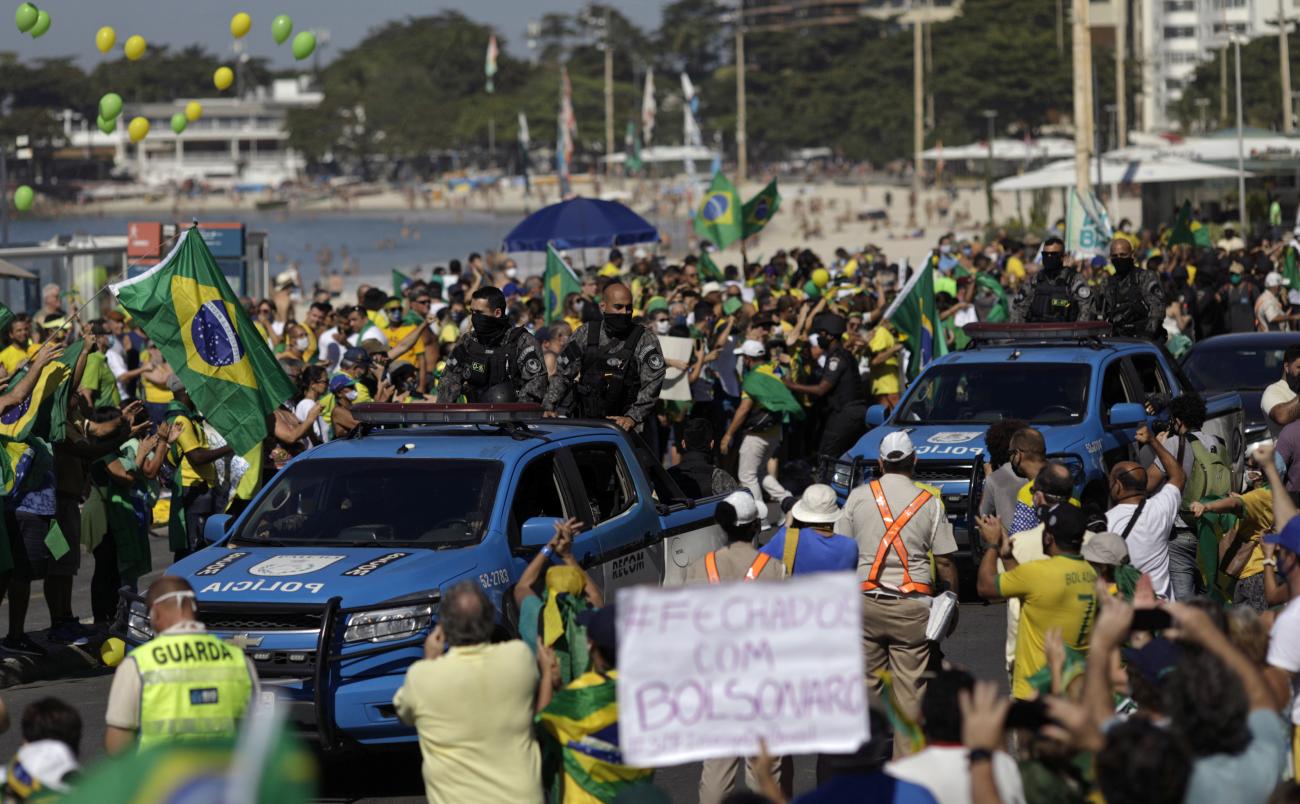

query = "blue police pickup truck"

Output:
[[114, 405, 725, 750], [828, 323, 1245, 556]]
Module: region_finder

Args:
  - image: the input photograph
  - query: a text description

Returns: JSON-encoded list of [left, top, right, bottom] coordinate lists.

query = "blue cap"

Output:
[[1091, 255, 1108, 268], [1263, 516, 1300, 554], [328, 374, 356, 395], [576, 604, 617, 656], [1122, 637, 1181, 688]]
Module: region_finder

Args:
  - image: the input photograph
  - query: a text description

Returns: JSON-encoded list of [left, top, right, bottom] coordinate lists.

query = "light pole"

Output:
[[1235, 35, 1247, 232], [1281, 0, 1293, 134], [982, 109, 996, 224], [1072, 0, 1093, 193], [1194, 97, 1211, 133], [735, 0, 747, 185], [1103, 103, 1117, 151]]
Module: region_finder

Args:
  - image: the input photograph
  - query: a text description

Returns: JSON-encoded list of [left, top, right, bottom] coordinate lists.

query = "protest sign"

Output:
[[616, 573, 867, 767], [659, 335, 694, 401]]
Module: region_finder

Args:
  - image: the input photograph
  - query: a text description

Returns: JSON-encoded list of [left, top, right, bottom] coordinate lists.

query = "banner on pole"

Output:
[[616, 573, 867, 767], [1065, 188, 1113, 259]]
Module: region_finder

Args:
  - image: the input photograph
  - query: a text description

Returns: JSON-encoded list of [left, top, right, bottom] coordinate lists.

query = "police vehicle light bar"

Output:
[[351, 403, 545, 426], [964, 321, 1112, 343]]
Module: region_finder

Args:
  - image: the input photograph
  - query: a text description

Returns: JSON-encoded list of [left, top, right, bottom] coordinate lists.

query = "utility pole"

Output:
[[982, 109, 996, 224], [735, 0, 747, 185], [924, 3, 934, 130], [1072, 0, 1093, 193], [912, 15, 923, 226], [1114, 0, 1127, 148], [1220, 44, 1229, 126], [1236, 36, 1247, 232], [604, 11, 615, 177], [1280, 0, 1293, 133]]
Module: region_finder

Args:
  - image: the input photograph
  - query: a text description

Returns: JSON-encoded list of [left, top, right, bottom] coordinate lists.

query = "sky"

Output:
[[0, 1, 663, 68]]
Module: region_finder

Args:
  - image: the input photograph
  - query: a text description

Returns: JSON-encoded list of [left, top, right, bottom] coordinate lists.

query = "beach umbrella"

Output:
[[502, 197, 659, 252]]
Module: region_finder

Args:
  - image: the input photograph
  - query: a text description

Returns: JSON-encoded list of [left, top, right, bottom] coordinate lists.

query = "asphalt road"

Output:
[[0, 534, 1010, 803]]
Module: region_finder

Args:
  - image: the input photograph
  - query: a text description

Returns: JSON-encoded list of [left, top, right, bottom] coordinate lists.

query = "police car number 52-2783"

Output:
[[479, 569, 509, 588]]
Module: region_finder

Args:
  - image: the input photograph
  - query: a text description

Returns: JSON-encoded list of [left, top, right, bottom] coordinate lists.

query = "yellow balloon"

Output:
[[128, 116, 150, 143], [184, 101, 202, 122], [213, 66, 234, 91], [100, 637, 126, 667], [95, 26, 116, 54], [124, 34, 146, 61], [812, 268, 830, 288], [230, 12, 251, 39]]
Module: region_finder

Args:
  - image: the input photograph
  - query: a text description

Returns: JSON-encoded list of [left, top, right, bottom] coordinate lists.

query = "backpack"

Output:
[[1179, 433, 1232, 512]]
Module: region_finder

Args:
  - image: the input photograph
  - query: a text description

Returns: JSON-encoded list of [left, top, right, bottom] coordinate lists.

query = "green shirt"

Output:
[[80, 351, 122, 408]]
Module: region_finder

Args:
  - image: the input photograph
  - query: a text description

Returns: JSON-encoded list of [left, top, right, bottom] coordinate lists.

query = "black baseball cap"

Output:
[[576, 605, 617, 657], [341, 347, 371, 367], [1044, 504, 1087, 545]]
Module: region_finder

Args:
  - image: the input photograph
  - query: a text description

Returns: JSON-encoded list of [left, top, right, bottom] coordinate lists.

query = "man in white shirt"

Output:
[[1262, 513, 1300, 778], [887, 667, 1026, 804], [1261, 344, 1300, 438], [1105, 425, 1186, 600], [1257, 272, 1299, 332]]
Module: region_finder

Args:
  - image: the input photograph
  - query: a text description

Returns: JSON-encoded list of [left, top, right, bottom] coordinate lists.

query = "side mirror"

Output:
[[866, 405, 888, 427], [1108, 402, 1147, 428], [521, 516, 562, 549], [203, 513, 232, 545]]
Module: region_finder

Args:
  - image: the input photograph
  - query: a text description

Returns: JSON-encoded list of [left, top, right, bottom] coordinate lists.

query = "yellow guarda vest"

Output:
[[132, 631, 253, 751]]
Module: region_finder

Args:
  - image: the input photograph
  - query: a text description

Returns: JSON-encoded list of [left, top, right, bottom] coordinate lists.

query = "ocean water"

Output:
[[4, 210, 517, 289]]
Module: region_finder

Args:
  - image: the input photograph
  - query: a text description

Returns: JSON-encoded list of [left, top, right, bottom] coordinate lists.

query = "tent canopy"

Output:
[[502, 197, 659, 252], [920, 137, 1075, 162], [600, 145, 721, 165], [992, 155, 1249, 191]]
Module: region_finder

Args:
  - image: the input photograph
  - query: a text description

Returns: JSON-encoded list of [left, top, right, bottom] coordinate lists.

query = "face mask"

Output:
[[603, 312, 633, 337], [1111, 256, 1136, 276], [505, 267, 518, 279], [655, 320, 671, 335], [344, 389, 358, 401], [295, 337, 310, 351], [1040, 252, 1064, 275], [1230, 273, 1243, 285], [939, 244, 951, 255], [452, 310, 467, 325], [472, 312, 509, 341]]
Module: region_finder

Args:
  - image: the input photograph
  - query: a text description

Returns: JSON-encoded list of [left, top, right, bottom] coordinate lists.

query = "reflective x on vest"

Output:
[[704, 550, 770, 583], [862, 479, 934, 595]]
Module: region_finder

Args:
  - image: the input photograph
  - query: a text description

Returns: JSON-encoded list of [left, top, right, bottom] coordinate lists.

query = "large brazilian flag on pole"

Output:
[[110, 227, 294, 456], [543, 244, 581, 325], [692, 171, 744, 250]]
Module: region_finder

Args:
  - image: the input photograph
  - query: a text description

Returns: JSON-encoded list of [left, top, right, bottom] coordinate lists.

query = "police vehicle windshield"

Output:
[[896, 363, 1090, 425], [232, 459, 502, 548]]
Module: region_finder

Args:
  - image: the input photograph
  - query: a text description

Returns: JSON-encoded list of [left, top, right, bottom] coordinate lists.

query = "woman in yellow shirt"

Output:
[[140, 344, 175, 425]]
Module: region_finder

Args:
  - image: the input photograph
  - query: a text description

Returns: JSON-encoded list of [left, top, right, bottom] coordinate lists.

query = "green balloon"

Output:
[[28, 7, 48, 38], [99, 92, 122, 120], [14, 2, 37, 32], [170, 113, 187, 134], [13, 185, 33, 212], [291, 30, 315, 60], [96, 115, 116, 135], [271, 14, 293, 45]]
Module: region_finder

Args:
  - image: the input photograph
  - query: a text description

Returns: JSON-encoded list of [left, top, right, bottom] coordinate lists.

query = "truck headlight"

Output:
[[127, 600, 153, 642], [344, 604, 435, 644]]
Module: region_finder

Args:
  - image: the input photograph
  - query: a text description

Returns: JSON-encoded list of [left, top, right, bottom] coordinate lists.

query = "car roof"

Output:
[[302, 420, 624, 462], [1185, 332, 1300, 351], [932, 339, 1153, 365]]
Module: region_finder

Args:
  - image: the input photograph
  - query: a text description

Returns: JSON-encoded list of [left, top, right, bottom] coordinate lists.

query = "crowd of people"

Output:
[[0, 208, 1300, 801]]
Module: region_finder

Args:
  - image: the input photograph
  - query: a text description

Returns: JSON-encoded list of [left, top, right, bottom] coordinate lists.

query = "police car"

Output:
[[115, 404, 725, 750], [830, 323, 1245, 556]]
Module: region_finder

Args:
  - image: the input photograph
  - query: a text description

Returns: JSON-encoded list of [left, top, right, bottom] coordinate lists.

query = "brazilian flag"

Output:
[[392, 268, 414, 299], [698, 249, 724, 282], [1168, 200, 1212, 248], [693, 171, 743, 250], [543, 244, 581, 324], [742, 365, 803, 420], [742, 178, 781, 238], [537, 672, 652, 801], [976, 273, 1010, 323], [0, 338, 83, 442], [111, 227, 294, 455]]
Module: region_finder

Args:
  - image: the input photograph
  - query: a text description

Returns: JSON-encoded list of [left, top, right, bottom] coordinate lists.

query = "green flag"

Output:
[[111, 227, 294, 455], [543, 244, 581, 325], [0, 338, 83, 443], [1285, 246, 1300, 290], [742, 367, 804, 420], [693, 171, 744, 249], [1168, 201, 1196, 246], [698, 250, 724, 282], [742, 179, 781, 238], [0, 303, 13, 337], [624, 120, 643, 174], [885, 265, 948, 381], [392, 269, 414, 298]]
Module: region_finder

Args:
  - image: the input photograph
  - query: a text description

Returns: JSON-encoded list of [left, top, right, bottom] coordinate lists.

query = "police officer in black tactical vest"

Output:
[[544, 282, 666, 432], [783, 312, 867, 470], [1010, 236, 1097, 324], [437, 286, 548, 404]]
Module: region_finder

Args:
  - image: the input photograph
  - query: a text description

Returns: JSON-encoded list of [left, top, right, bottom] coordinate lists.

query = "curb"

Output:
[[0, 636, 110, 689]]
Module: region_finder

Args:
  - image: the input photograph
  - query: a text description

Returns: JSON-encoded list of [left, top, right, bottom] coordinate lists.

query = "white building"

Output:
[[67, 77, 323, 189], [1127, 0, 1295, 131]]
